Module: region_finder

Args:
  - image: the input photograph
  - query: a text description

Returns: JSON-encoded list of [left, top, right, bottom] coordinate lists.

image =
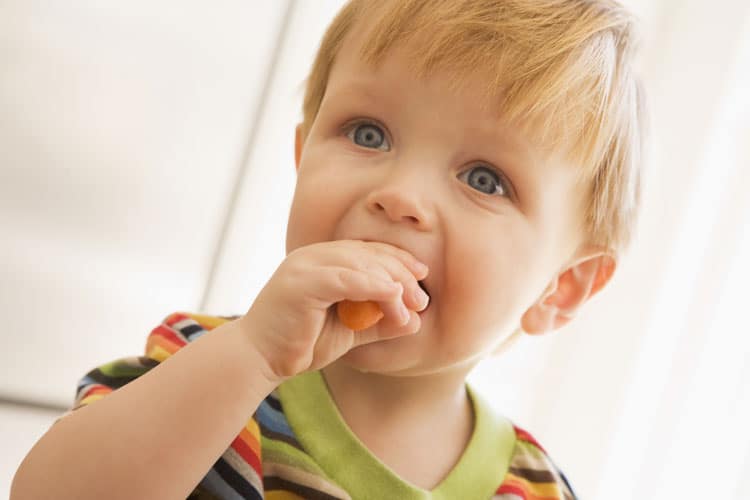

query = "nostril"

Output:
[[369, 196, 424, 226]]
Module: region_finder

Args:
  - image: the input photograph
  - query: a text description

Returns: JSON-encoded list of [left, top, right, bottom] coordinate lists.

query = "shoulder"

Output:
[[495, 424, 578, 500], [144, 311, 241, 361], [73, 311, 240, 409]]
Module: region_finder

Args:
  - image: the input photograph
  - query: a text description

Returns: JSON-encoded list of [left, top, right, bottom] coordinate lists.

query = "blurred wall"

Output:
[[3, 1, 750, 499]]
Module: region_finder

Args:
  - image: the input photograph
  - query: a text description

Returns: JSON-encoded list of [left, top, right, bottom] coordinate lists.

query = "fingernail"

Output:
[[413, 287, 429, 310], [400, 304, 410, 324], [414, 261, 428, 275]]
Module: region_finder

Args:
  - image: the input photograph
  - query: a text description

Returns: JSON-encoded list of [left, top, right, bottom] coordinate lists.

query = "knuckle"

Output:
[[334, 268, 355, 287], [332, 268, 346, 287]]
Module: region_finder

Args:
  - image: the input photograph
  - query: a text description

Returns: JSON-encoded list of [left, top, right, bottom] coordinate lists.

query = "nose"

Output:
[[366, 180, 434, 230]]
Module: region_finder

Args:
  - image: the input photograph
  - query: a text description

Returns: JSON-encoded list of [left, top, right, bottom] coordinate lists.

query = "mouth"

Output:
[[417, 280, 431, 313]]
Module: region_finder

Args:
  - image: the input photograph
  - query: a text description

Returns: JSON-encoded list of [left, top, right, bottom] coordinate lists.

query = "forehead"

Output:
[[329, 26, 534, 149], [332, 19, 498, 102]]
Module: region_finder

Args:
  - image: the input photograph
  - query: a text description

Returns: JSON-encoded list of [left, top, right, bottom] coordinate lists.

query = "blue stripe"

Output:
[[256, 398, 295, 438], [200, 459, 262, 500], [76, 375, 97, 391]]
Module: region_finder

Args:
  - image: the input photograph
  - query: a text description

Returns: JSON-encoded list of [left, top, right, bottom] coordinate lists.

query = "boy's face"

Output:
[[286, 27, 587, 377]]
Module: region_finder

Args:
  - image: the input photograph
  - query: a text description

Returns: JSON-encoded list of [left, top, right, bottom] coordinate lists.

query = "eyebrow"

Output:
[[324, 81, 396, 111], [326, 78, 542, 178]]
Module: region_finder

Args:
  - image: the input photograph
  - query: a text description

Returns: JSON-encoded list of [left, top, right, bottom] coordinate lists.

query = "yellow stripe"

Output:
[[504, 472, 561, 497], [79, 394, 106, 406], [246, 416, 261, 443], [263, 461, 351, 499], [185, 312, 234, 330], [146, 345, 171, 362]]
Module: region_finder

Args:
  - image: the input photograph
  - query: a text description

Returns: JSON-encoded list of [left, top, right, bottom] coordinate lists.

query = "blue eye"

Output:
[[347, 122, 389, 151], [459, 165, 511, 198]]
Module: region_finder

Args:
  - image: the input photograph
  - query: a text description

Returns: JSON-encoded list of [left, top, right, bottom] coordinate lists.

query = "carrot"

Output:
[[336, 300, 384, 331]]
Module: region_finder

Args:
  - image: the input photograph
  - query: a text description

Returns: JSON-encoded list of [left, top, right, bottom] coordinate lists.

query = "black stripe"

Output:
[[508, 466, 556, 483], [258, 424, 304, 450], [77, 357, 159, 390], [265, 394, 283, 413], [77, 368, 137, 390], [181, 314, 240, 338], [212, 457, 263, 500], [180, 323, 205, 338], [188, 485, 222, 500], [558, 468, 579, 500], [264, 476, 343, 500]]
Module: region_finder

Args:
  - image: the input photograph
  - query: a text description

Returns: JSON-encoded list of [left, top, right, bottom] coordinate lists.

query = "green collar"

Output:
[[277, 370, 516, 500]]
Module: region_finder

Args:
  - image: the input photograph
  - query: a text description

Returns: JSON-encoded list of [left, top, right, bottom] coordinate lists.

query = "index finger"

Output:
[[353, 240, 429, 280]]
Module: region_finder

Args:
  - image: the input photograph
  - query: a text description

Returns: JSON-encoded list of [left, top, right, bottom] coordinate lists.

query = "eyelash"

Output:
[[344, 119, 390, 151], [343, 119, 515, 200]]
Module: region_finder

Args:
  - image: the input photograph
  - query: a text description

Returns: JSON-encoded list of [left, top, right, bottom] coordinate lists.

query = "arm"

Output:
[[11, 320, 276, 500], [12, 240, 427, 499]]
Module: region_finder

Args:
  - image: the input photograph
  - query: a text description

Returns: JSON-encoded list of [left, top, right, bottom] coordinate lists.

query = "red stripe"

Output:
[[164, 312, 190, 327], [150, 324, 188, 347], [231, 434, 263, 477], [498, 482, 528, 497], [239, 427, 261, 458], [514, 425, 546, 453], [82, 385, 112, 398]]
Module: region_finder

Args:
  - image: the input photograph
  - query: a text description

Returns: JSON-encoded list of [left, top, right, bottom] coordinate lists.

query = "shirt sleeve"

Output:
[[496, 424, 579, 500], [70, 311, 241, 412], [62, 312, 267, 500]]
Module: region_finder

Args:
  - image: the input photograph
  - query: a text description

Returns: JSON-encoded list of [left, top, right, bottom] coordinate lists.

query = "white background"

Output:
[[2, 1, 749, 498]]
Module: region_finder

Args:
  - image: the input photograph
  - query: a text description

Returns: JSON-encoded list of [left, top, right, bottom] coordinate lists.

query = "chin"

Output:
[[338, 338, 421, 375]]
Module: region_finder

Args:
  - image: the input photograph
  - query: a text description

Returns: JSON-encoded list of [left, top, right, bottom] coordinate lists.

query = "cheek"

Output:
[[441, 227, 542, 336], [286, 151, 355, 253], [286, 177, 335, 253]]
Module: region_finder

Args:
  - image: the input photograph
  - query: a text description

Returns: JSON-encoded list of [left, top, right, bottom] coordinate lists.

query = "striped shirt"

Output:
[[73, 311, 578, 499]]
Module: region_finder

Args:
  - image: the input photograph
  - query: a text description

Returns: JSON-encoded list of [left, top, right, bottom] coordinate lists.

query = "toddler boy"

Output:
[[12, 0, 645, 498]]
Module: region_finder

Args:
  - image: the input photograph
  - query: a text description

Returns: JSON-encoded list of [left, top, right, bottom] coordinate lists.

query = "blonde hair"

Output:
[[301, 0, 647, 256]]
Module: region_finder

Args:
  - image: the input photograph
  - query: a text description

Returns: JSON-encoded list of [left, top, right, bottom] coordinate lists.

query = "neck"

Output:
[[322, 362, 471, 421], [320, 362, 475, 489]]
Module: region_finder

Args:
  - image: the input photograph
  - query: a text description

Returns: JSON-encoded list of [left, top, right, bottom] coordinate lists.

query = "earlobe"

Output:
[[521, 252, 616, 335]]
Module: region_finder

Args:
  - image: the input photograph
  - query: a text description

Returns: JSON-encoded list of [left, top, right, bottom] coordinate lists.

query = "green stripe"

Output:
[[262, 436, 328, 477], [98, 358, 151, 377]]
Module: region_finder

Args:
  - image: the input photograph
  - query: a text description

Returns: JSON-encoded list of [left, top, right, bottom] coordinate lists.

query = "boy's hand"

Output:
[[238, 240, 429, 382]]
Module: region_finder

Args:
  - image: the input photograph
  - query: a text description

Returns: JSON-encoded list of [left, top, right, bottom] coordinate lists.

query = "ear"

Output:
[[294, 123, 304, 171], [520, 249, 616, 335]]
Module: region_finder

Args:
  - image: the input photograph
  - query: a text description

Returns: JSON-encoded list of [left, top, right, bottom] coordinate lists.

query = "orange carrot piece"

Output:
[[336, 300, 384, 331]]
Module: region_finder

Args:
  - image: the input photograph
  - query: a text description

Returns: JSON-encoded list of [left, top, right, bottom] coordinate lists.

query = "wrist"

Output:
[[211, 320, 285, 401]]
